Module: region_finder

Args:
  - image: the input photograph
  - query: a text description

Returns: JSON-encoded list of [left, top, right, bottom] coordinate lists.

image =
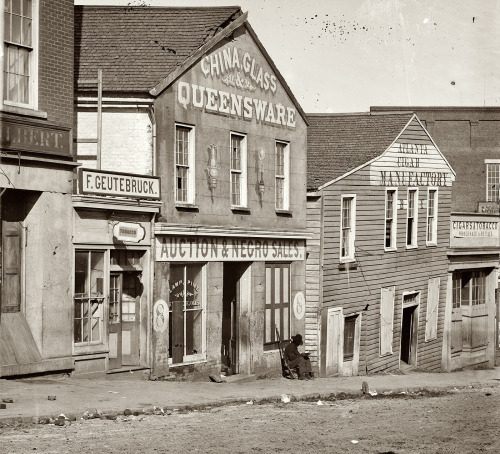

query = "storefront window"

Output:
[[454, 271, 487, 306], [74, 251, 105, 344], [264, 263, 290, 350], [169, 264, 205, 363]]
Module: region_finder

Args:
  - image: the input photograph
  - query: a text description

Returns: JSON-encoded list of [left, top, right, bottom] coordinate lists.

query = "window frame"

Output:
[[264, 263, 291, 351], [406, 188, 418, 248], [485, 160, 500, 202], [1, 0, 39, 111], [275, 140, 290, 211], [384, 188, 397, 251], [339, 194, 356, 262], [426, 187, 438, 246], [175, 123, 195, 205], [168, 263, 207, 365], [230, 131, 247, 209], [73, 249, 106, 347]]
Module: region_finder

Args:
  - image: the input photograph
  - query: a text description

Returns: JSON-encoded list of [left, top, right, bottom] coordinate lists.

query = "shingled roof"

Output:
[[307, 112, 415, 191], [75, 6, 242, 93]]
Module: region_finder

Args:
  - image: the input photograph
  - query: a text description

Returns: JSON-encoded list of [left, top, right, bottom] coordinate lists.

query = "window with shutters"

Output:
[[384, 188, 397, 251], [264, 263, 290, 350], [379, 286, 395, 355], [2, 0, 39, 110], [425, 277, 440, 341]]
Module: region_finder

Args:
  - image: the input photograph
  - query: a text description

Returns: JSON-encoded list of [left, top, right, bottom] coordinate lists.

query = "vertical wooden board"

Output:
[[151, 261, 170, 377], [425, 277, 440, 341]]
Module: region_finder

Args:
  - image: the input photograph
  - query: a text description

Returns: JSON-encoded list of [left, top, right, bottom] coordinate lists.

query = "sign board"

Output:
[[153, 299, 168, 333], [156, 235, 305, 262], [79, 168, 161, 200], [478, 202, 500, 214], [113, 222, 146, 243], [0, 114, 71, 156], [293, 292, 306, 320]]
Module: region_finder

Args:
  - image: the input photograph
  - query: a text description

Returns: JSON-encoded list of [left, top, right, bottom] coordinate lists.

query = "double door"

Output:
[[108, 272, 141, 370]]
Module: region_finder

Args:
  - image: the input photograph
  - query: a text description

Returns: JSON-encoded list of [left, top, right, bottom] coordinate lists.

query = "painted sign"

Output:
[[156, 236, 305, 262], [0, 115, 70, 156], [113, 222, 146, 243], [177, 45, 297, 128], [451, 220, 499, 238], [293, 292, 305, 320], [153, 299, 168, 333], [478, 202, 500, 214], [79, 168, 161, 200], [370, 143, 453, 187]]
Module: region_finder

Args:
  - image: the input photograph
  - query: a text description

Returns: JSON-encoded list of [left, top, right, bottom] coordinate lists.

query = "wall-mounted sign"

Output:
[[153, 299, 168, 333], [78, 168, 161, 200], [156, 235, 305, 262], [113, 222, 146, 243], [0, 114, 70, 156], [293, 292, 305, 320], [478, 202, 500, 214], [452, 220, 499, 238]]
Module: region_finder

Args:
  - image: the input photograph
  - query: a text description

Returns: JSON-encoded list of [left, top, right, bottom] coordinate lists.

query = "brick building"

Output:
[[371, 106, 500, 369], [73, 6, 309, 378], [0, 0, 78, 376], [306, 112, 455, 376]]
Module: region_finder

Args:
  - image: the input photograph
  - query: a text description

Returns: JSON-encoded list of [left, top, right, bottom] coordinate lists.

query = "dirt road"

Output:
[[0, 387, 498, 453]]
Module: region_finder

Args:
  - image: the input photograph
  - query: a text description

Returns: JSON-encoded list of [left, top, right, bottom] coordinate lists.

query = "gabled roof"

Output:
[[307, 112, 415, 191], [75, 6, 242, 93]]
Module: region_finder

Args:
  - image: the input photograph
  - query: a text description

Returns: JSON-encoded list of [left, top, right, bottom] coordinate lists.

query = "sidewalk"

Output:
[[1, 367, 499, 423]]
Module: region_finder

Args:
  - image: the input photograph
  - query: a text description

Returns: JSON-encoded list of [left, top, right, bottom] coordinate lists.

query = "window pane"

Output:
[[90, 252, 104, 296], [12, 0, 21, 15], [265, 308, 272, 342], [265, 267, 271, 305], [275, 308, 280, 335], [23, 0, 31, 18], [74, 319, 83, 343], [283, 306, 289, 340], [274, 267, 280, 305], [282, 267, 289, 303], [4, 12, 11, 40], [11, 14, 21, 43], [231, 173, 240, 205], [185, 309, 202, 355], [75, 252, 89, 295], [22, 17, 31, 46]]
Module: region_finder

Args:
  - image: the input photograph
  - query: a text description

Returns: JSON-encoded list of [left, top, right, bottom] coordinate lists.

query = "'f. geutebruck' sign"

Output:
[[78, 168, 161, 200], [156, 236, 305, 262]]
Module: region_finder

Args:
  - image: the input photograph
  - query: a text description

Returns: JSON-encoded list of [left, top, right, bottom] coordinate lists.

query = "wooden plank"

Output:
[[1, 312, 42, 366]]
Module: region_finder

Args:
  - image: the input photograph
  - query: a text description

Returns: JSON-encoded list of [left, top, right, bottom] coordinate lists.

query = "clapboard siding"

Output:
[[316, 156, 451, 374]]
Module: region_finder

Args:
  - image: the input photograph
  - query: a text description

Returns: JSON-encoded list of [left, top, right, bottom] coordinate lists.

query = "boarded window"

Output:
[[380, 286, 395, 355], [425, 277, 440, 341]]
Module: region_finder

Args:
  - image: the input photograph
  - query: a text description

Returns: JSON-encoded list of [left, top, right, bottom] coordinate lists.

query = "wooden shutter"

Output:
[[425, 277, 440, 341], [380, 286, 395, 355]]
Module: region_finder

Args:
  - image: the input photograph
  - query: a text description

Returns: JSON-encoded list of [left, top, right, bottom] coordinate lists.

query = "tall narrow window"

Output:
[[275, 141, 290, 210], [340, 195, 356, 261], [385, 189, 397, 250], [175, 124, 194, 204], [406, 189, 418, 247], [169, 264, 205, 364], [74, 251, 105, 345], [3, 0, 36, 107], [230, 133, 247, 207], [486, 162, 500, 202], [426, 188, 438, 245], [264, 263, 290, 350], [343, 315, 357, 360]]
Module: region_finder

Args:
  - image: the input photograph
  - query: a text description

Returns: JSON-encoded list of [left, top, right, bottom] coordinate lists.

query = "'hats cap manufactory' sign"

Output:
[[79, 168, 161, 200]]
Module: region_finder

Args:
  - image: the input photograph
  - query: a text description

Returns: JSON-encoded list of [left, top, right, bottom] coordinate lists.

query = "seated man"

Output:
[[284, 334, 313, 380]]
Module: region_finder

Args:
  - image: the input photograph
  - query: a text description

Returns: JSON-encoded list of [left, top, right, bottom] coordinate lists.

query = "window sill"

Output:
[[406, 245, 418, 250], [384, 247, 397, 253], [276, 209, 293, 216], [339, 261, 357, 271], [168, 357, 207, 366], [175, 203, 199, 211], [426, 242, 437, 247], [231, 206, 251, 214], [2, 103, 48, 119]]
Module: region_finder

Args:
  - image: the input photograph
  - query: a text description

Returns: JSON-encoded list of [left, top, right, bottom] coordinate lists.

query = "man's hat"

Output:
[[292, 334, 303, 345]]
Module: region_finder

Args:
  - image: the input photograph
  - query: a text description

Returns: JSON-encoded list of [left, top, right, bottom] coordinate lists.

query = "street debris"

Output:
[[209, 374, 224, 383], [246, 400, 253, 405], [368, 390, 378, 396], [2, 398, 14, 403], [281, 394, 290, 403], [317, 400, 324, 405], [47, 396, 56, 401], [351, 440, 359, 444]]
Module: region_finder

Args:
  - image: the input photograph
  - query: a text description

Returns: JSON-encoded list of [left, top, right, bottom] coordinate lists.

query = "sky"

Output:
[[74, 0, 500, 113]]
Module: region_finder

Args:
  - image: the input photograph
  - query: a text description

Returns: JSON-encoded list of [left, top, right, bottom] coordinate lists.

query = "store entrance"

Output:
[[108, 272, 142, 369], [400, 305, 418, 366], [222, 263, 247, 375]]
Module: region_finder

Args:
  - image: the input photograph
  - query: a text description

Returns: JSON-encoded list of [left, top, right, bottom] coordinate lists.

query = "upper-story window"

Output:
[[426, 188, 438, 245], [384, 188, 397, 250], [175, 124, 195, 204], [340, 194, 356, 261], [230, 132, 247, 208], [3, 0, 38, 109], [275, 141, 290, 210], [406, 188, 418, 248], [486, 161, 500, 202]]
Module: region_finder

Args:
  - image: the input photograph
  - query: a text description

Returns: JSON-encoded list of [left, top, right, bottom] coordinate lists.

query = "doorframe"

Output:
[[238, 264, 252, 375], [325, 307, 343, 376], [399, 292, 420, 368]]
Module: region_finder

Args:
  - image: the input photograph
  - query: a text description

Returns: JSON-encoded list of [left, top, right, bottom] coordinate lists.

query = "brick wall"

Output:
[[38, 0, 74, 129]]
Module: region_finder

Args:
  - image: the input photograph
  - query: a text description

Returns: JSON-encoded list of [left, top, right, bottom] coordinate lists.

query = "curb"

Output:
[[1, 382, 490, 427]]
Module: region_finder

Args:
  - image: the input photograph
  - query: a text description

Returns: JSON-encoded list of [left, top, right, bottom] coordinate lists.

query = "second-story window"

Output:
[[486, 161, 500, 202], [3, 0, 37, 108], [175, 124, 195, 204], [230, 132, 247, 208], [406, 189, 418, 247], [340, 195, 355, 261], [275, 141, 290, 210], [385, 189, 397, 250], [426, 188, 438, 245]]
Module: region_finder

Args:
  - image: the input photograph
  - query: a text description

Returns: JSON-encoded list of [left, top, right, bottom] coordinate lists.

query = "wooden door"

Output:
[[108, 273, 122, 370], [230, 279, 239, 374], [326, 307, 342, 375], [121, 272, 141, 366]]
